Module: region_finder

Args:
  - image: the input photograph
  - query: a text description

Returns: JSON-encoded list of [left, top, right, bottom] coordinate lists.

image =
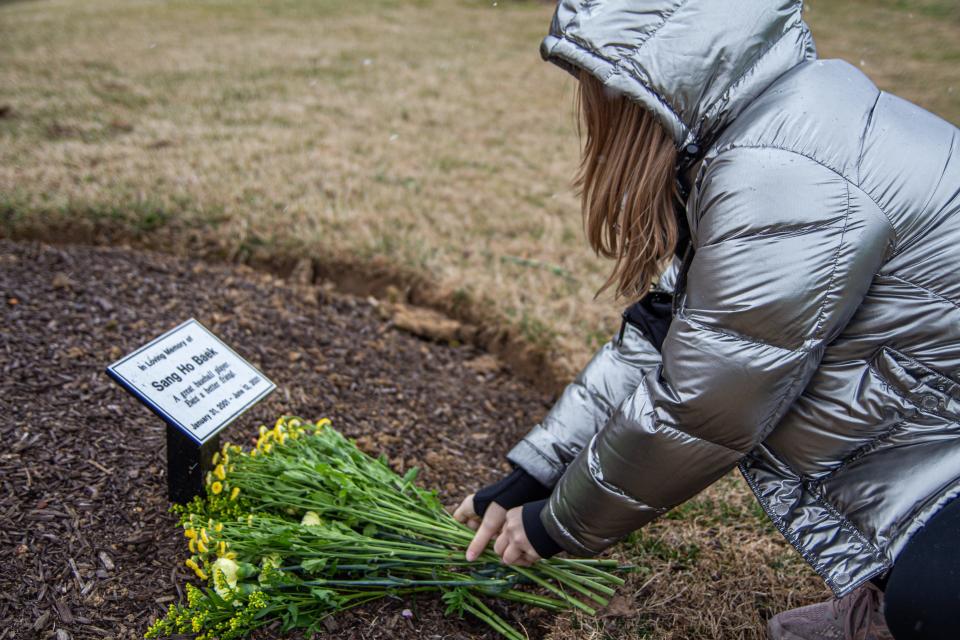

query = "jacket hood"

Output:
[[541, 0, 817, 149]]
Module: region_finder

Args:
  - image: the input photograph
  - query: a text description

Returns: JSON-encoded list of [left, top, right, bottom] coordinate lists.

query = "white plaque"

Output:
[[107, 319, 276, 444]]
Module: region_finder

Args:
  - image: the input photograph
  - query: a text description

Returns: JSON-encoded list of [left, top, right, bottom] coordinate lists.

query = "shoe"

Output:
[[767, 582, 894, 640]]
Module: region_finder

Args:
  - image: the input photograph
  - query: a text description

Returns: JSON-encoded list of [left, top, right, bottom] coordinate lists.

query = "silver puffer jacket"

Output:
[[507, 0, 960, 596]]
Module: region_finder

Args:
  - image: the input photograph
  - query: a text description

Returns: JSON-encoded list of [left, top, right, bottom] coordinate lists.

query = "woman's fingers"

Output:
[[452, 493, 477, 523], [466, 518, 498, 561], [453, 495, 484, 535], [465, 503, 506, 561], [493, 530, 508, 556], [493, 506, 540, 566], [501, 545, 536, 566], [502, 545, 524, 566]]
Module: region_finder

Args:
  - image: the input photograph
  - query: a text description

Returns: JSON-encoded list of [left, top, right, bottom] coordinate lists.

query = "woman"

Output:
[[452, 1, 960, 639]]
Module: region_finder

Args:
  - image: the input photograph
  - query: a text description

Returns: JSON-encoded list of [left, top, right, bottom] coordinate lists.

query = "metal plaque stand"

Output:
[[166, 425, 220, 503]]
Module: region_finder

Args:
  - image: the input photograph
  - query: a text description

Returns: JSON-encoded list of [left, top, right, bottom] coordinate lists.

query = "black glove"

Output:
[[473, 467, 551, 516], [472, 468, 563, 559]]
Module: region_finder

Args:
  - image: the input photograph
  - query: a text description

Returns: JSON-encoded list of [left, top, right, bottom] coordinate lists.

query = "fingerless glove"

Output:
[[472, 467, 551, 516], [472, 468, 562, 559]]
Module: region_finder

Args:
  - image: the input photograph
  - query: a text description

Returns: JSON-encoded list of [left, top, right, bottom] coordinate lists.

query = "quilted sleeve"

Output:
[[505, 257, 682, 487], [542, 147, 893, 555]]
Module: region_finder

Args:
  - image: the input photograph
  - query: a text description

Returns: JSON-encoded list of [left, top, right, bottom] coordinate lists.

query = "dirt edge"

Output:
[[2, 221, 577, 396]]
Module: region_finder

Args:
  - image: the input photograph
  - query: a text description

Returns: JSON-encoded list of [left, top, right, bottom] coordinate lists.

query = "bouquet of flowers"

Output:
[[146, 417, 628, 640]]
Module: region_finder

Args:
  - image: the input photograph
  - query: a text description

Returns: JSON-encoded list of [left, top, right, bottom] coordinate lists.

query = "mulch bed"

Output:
[[0, 240, 557, 640]]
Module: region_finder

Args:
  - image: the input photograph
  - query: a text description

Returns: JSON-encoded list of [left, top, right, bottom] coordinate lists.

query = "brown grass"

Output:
[[1, 1, 956, 638]]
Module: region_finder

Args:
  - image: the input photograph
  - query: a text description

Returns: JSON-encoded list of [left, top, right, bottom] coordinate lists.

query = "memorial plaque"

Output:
[[107, 318, 275, 443], [106, 319, 275, 500]]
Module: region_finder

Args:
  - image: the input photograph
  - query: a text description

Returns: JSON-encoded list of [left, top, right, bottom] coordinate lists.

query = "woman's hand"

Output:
[[452, 493, 507, 561], [493, 506, 541, 567]]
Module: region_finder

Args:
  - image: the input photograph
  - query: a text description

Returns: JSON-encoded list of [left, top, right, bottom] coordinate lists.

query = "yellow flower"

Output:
[[189, 538, 197, 554], [250, 448, 258, 457], [185, 558, 200, 572], [212, 452, 220, 465], [184, 528, 197, 539], [315, 417, 331, 430], [201, 528, 210, 544], [197, 538, 208, 554], [225, 551, 237, 560], [274, 417, 285, 430], [214, 464, 226, 481], [277, 431, 287, 445], [205, 471, 212, 486], [246, 514, 254, 525], [261, 443, 272, 454], [288, 417, 302, 428], [215, 522, 223, 532], [211, 481, 223, 495], [259, 425, 267, 438], [218, 540, 226, 556], [186, 583, 203, 607], [196, 568, 208, 580], [230, 487, 241, 501]]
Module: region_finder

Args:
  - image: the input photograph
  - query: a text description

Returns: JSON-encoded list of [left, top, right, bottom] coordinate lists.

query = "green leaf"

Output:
[[442, 588, 467, 618], [204, 587, 229, 609], [302, 558, 327, 574], [309, 587, 338, 606]]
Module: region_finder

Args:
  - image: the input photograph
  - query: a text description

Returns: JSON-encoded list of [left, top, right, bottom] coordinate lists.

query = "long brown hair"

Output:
[[574, 70, 679, 301]]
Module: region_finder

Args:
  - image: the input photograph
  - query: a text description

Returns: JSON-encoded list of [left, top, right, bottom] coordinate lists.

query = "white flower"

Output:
[[213, 557, 240, 598], [301, 511, 322, 527]]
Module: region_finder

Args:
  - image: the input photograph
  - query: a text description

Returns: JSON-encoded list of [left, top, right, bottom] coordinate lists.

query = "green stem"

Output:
[[497, 589, 567, 612], [537, 564, 610, 605], [540, 563, 615, 598], [461, 592, 525, 640], [508, 564, 597, 615], [552, 557, 626, 584]]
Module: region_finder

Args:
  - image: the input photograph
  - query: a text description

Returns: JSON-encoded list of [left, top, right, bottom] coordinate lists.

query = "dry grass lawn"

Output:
[[1, 1, 957, 638]]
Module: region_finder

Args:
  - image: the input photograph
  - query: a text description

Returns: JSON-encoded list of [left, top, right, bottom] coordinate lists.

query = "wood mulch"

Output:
[[0, 240, 557, 640]]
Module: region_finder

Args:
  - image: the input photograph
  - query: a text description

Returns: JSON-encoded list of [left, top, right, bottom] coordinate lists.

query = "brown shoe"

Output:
[[767, 583, 894, 640]]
